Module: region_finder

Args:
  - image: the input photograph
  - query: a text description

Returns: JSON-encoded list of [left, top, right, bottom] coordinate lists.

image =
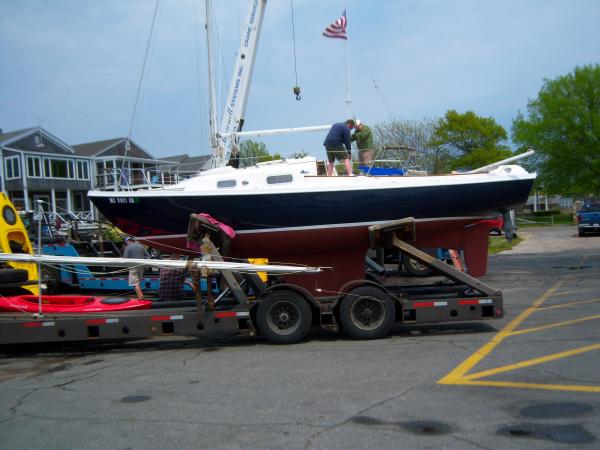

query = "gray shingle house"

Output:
[[0, 127, 94, 216], [72, 137, 164, 189]]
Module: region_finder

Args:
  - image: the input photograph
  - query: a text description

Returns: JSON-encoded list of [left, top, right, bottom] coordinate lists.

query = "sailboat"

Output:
[[88, 0, 535, 295]]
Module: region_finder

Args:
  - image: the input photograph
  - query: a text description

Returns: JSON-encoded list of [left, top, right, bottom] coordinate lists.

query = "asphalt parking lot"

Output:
[[1, 225, 599, 449]]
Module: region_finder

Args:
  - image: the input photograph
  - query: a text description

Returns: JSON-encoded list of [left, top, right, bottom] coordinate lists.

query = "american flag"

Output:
[[322, 10, 347, 40]]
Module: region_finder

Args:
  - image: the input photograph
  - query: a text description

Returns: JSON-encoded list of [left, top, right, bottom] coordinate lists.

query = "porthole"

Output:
[[217, 179, 236, 188], [266, 174, 293, 184], [2, 205, 17, 225]]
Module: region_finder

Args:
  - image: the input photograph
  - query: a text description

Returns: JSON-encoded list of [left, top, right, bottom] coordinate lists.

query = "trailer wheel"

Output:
[[402, 254, 433, 277], [0, 268, 28, 284], [256, 291, 312, 344], [340, 286, 395, 339], [40, 266, 60, 294]]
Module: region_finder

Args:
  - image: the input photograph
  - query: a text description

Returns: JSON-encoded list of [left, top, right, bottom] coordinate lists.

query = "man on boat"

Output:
[[123, 237, 148, 299], [323, 119, 355, 176], [351, 119, 374, 166]]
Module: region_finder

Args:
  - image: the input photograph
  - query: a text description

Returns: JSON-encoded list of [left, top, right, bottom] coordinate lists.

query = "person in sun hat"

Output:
[[351, 119, 374, 165]]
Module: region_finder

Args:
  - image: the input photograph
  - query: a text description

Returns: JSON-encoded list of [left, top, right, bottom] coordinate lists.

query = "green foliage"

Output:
[[450, 147, 513, 171], [101, 225, 123, 242], [432, 110, 508, 155], [373, 117, 452, 174], [512, 64, 600, 195], [431, 110, 512, 170], [238, 140, 272, 167]]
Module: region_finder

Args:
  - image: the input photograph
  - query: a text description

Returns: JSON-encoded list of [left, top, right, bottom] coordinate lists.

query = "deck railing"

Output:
[[95, 168, 200, 191]]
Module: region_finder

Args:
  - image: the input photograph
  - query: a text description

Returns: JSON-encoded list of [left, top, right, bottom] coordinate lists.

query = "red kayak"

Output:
[[0, 295, 152, 313]]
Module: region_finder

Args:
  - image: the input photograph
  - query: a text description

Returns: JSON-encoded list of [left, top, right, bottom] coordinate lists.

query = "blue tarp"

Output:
[[358, 166, 406, 176]]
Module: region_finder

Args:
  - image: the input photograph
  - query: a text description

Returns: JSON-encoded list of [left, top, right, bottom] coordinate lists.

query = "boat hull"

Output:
[[89, 176, 533, 295], [90, 178, 533, 236]]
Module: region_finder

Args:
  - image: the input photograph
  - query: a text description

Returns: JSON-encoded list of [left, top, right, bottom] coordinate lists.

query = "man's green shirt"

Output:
[[351, 125, 374, 150]]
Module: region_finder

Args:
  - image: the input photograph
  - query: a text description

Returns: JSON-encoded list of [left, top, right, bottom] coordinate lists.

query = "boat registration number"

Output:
[[108, 197, 137, 204]]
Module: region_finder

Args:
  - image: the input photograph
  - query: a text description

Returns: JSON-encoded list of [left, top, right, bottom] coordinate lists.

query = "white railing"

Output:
[[96, 168, 199, 191]]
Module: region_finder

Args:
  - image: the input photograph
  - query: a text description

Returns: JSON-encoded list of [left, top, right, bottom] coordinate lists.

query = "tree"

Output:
[[431, 110, 513, 170], [238, 140, 272, 167], [512, 64, 600, 196], [373, 117, 452, 174]]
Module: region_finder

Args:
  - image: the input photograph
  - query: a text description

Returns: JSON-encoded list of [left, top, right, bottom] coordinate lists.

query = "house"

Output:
[[0, 127, 94, 216], [72, 137, 165, 189], [158, 154, 212, 182]]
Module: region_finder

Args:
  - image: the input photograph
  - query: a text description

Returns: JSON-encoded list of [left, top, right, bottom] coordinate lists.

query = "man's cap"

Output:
[[125, 236, 133, 242]]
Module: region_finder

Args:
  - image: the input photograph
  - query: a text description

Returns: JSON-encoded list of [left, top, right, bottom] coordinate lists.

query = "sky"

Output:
[[1, 0, 599, 160]]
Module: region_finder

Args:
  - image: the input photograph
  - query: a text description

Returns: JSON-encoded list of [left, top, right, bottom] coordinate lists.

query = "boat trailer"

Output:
[[0, 217, 503, 345]]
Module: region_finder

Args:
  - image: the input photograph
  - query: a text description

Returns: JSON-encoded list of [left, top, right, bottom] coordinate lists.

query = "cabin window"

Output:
[[266, 174, 293, 184], [217, 179, 236, 188], [76, 160, 89, 180], [4, 156, 20, 179], [27, 156, 42, 178]]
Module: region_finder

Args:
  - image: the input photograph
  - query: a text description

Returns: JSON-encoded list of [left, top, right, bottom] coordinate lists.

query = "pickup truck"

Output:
[[577, 203, 600, 236]]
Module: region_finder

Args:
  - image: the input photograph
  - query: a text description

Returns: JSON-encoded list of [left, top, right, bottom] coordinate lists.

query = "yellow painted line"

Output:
[[549, 289, 589, 298], [537, 298, 600, 311], [462, 343, 600, 380], [508, 315, 600, 336], [438, 281, 563, 385], [454, 379, 600, 393]]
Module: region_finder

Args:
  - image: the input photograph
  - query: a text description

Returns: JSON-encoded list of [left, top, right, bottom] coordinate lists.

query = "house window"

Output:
[[76, 161, 89, 180], [217, 179, 236, 188], [34, 134, 43, 147], [44, 159, 51, 177], [266, 174, 293, 184], [43, 158, 75, 179], [4, 156, 20, 179], [74, 192, 86, 211], [27, 156, 42, 177]]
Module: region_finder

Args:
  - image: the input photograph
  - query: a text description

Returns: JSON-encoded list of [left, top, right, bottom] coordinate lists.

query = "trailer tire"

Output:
[[0, 268, 28, 284], [402, 253, 434, 277], [256, 291, 312, 344], [340, 286, 395, 339], [40, 266, 61, 294]]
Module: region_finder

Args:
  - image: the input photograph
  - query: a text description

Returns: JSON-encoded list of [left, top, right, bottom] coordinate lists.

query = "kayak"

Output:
[[0, 295, 152, 313]]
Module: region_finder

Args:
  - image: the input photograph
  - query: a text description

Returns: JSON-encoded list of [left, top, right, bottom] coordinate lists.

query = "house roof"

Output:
[[73, 137, 158, 161], [0, 126, 76, 155], [0, 127, 37, 146], [159, 154, 190, 163], [159, 154, 212, 171], [72, 138, 124, 156]]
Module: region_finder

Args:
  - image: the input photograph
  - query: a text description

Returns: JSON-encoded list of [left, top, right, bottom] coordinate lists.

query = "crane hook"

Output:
[[293, 86, 301, 101]]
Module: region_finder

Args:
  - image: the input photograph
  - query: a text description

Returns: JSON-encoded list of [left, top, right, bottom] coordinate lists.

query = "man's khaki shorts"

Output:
[[128, 267, 143, 286]]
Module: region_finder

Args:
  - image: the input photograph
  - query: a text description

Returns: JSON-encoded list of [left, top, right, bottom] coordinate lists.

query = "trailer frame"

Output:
[[0, 218, 503, 345]]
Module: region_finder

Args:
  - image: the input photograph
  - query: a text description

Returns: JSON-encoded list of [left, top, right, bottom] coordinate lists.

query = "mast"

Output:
[[205, 0, 219, 151], [212, 0, 267, 168]]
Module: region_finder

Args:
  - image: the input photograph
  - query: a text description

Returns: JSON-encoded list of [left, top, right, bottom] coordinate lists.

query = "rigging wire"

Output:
[[126, 0, 161, 154], [290, 0, 301, 100], [34, 199, 317, 269]]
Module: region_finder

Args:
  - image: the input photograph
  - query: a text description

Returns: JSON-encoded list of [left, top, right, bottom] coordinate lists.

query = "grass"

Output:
[[488, 236, 523, 254]]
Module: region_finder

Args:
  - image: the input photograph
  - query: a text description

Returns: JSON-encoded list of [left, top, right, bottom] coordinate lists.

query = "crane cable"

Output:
[[290, 0, 301, 100]]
